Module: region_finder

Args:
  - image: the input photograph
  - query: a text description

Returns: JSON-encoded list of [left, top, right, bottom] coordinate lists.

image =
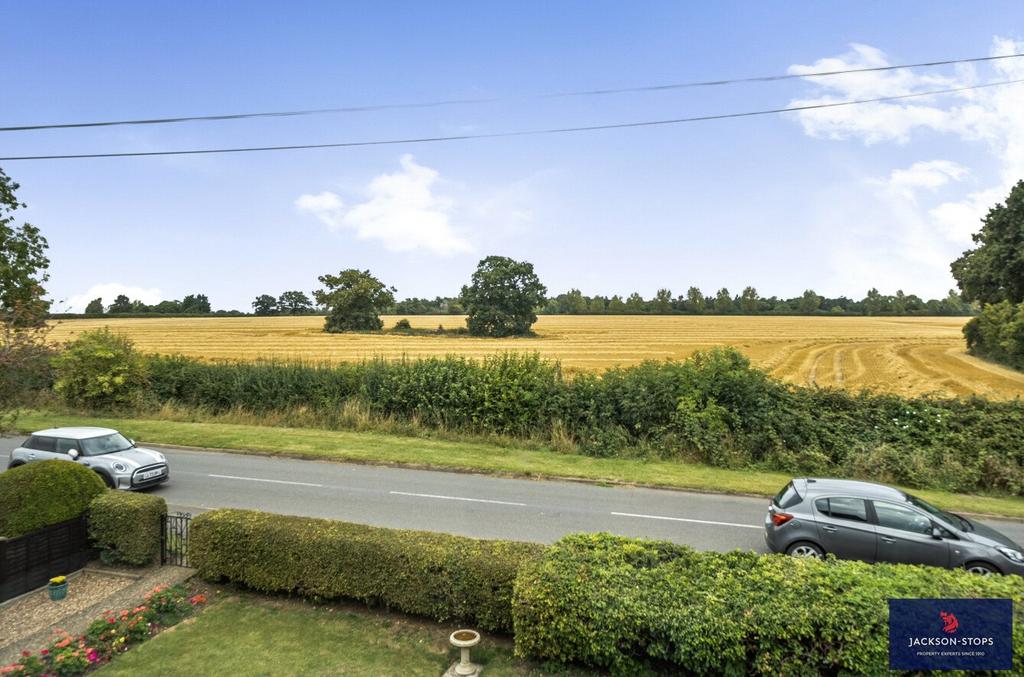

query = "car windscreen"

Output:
[[906, 493, 971, 531], [80, 433, 133, 457], [773, 482, 802, 509]]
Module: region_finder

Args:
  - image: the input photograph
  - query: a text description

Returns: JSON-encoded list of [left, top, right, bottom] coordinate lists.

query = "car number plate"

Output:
[[139, 468, 165, 480]]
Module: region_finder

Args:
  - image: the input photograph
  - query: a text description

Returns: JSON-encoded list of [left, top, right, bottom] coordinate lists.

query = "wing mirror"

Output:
[[930, 526, 944, 540], [68, 449, 80, 461]]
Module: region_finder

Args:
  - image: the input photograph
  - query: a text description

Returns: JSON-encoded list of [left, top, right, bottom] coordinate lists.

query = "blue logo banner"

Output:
[[889, 598, 1013, 671]]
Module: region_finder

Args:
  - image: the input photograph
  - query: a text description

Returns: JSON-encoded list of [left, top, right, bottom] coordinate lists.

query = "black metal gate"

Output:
[[161, 512, 192, 567]]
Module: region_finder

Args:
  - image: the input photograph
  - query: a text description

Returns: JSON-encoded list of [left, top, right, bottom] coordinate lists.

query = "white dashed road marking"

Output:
[[611, 511, 761, 530], [208, 473, 324, 488], [389, 491, 527, 507]]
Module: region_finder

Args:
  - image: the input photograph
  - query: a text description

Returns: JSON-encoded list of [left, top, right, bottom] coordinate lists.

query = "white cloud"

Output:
[[63, 283, 163, 313], [295, 155, 473, 256], [789, 38, 1024, 294], [875, 160, 969, 202]]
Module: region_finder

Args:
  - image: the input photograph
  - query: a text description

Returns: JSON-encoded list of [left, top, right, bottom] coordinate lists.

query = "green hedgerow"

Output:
[[89, 491, 167, 566], [189, 508, 543, 632], [512, 533, 1024, 675]]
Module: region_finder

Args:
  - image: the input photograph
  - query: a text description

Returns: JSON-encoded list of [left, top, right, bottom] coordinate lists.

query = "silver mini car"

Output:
[[765, 478, 1024, 576], [7, 427, 169, 490]]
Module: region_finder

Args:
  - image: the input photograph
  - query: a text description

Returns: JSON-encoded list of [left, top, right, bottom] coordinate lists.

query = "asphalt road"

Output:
[[3, 438, 1023, 552]]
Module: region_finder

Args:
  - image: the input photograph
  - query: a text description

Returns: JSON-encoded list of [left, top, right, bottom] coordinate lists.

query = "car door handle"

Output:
[[28, 453, 36, 459], [880, 536, 896, 543], [821, 525, 838, 533]]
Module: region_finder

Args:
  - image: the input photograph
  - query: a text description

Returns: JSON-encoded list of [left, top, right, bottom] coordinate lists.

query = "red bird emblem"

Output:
[[939, 611, 959, 634]]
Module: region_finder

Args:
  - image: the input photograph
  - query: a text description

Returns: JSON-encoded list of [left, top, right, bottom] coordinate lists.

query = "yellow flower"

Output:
[[49, 576, 67, 585]]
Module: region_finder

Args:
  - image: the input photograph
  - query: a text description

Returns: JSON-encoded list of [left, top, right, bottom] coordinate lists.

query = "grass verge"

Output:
[[97, 592, 585, 676], [14, 411, 1024, 519]]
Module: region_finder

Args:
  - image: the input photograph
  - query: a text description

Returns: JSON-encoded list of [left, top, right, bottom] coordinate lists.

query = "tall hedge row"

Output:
[[142, 349, 1024, 495], [188, 509, 543, 632], [512, 533, 1024, 676], [0, 461, 107, 538], [88, 491, 167, 566]]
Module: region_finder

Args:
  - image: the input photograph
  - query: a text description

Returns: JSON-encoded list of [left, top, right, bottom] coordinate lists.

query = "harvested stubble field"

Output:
[[49, 315, 1024, 399]]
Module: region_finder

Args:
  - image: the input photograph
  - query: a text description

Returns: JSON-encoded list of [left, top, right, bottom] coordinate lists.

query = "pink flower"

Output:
[[86, 649, 99, 664]]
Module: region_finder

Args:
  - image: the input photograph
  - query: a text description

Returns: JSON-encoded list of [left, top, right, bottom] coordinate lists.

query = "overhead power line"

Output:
[[2, 52, 1021, 133], [3, 78, 1022, 162]]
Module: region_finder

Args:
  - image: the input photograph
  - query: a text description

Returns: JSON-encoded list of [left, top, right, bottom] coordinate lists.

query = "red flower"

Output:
[[39, 650, 48, 656]]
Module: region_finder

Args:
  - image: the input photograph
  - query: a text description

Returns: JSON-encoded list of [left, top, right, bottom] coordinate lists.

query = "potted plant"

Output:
[[48, 576, 68, 601]]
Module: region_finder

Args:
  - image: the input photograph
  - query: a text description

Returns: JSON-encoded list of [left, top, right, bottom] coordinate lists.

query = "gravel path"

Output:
[[0, 564, 194, 667]]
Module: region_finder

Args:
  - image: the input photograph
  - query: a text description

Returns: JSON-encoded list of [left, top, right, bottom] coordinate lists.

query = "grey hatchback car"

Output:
[[765, 478, 1024, 576], [7, 427, 170, 490]]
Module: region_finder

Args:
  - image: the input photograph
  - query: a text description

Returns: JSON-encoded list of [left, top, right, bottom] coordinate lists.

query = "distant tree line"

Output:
[[251, 290, 318, 316], [371, 287, 972, 317], [74, 293, 245, 317]]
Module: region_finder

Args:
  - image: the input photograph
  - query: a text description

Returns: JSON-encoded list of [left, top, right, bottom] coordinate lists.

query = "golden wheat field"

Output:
[[48, 315, 1024, 399]]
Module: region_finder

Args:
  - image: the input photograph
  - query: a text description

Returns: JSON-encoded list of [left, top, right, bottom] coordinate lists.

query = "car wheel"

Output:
[[95, 471, 115, 489], [6, 460, 25, 470], [786, 541, 825, 559], [965, 561, 999, 576]]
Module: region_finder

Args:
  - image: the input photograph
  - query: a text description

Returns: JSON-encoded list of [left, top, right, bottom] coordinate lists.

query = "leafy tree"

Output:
[[739, 286, 759, 314], [563, 289, 587, 314], [607, 295, 626, 313], [84, 298, 104, 315], [685, 287, 704, 313], [652, 288, 672, 314], [0, 167, 50, 326], [181, 293, 211, 314], [714, 288, 733, 313], [625, 292, 646, 313], [587, 296, 606, 313], [52, 328, 148, 409], [862, 288, 884, 316], [460, 256, 547, 337], [108, 294, 132, 314], [315, 269, 396, 332], [153, 299, 182, 313], [252, 294, 278, 316], [798, 289, 822, 314], [278, 290, 313, 315], [951, 179, 1024, 305]]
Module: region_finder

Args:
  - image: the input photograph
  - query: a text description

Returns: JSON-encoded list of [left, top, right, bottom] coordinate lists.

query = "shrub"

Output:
[[189, 509, 543, 632], [964, 300, 1024, 370], [89, 491, 167, 566], [52, 328, 148, 409], [0, 460, 106, 538], [512, 533, 1024, 675]]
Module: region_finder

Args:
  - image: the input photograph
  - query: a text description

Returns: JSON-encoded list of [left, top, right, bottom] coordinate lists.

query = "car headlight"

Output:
[[996, 546, 1024, 563], [112, 462, 129, 473]]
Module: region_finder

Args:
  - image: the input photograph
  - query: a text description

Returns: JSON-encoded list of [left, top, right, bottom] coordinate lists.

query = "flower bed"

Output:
[[0, 585, 206, 676]]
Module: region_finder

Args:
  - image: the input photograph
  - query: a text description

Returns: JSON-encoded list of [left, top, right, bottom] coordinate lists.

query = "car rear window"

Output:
[[773, 482, 802, 509], [815, 497, 868, 522]]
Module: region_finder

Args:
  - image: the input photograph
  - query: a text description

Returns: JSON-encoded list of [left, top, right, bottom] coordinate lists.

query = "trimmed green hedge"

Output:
[[512, 533, 1024, 675], [189, 509, 543, 632], [0, 460, 107, 538], [88, 491, 167, 566]]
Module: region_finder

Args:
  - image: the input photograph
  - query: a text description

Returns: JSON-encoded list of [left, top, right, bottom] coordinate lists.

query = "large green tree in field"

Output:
[[460, 256, 546, 337], [315, 269, 396, 332], [952, 180, 1024, 369]]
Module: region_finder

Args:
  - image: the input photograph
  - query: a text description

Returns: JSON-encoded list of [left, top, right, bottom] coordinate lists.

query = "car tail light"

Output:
[[771, 512, 793, 527]]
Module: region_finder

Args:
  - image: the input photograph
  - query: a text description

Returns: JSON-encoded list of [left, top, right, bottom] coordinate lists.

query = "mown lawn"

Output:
[[97, 594, 585, 676], [16, 411, 1024, 519]]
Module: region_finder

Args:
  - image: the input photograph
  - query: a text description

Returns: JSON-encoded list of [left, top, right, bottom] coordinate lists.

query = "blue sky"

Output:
[[4, 1, 1023, 311]]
